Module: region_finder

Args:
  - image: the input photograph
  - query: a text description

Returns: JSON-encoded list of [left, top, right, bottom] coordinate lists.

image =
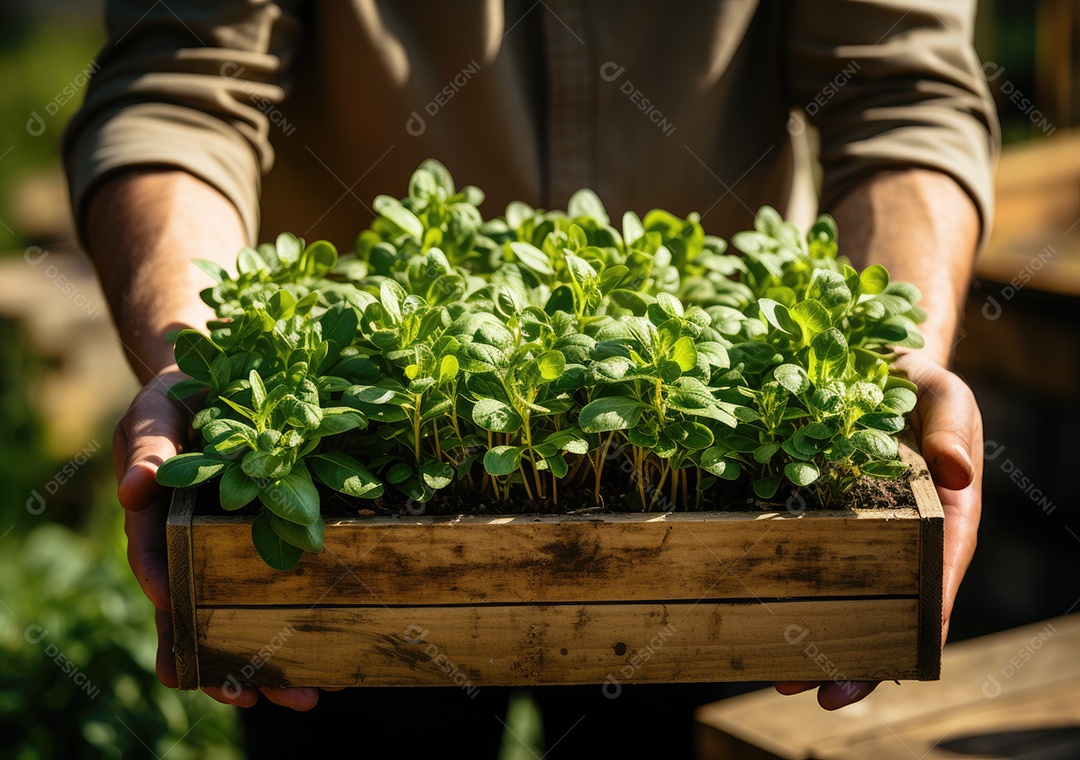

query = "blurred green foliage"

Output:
[[0, 13, 103, 250], [0, 319, 243, 758], [0, 514, 244, 758]]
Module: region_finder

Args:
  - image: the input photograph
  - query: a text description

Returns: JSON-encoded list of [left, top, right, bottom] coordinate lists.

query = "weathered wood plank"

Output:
[[901, 441, 945, 680], [193, 599, 920, 688], [694, 615, 1079, 760], [191, 509, 922, 606], [824, 680, 1080, 760], [166, 488, 199, 690]]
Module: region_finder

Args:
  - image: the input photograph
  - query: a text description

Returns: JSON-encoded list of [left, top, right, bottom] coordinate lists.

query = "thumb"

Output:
[[905, 360, 978, 491]]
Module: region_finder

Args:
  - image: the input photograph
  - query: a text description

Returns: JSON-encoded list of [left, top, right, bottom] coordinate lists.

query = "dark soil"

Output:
[[192, 466, 926, 519]]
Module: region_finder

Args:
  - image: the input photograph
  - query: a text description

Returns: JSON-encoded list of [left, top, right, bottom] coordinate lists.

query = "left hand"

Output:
[[775, 351, 982, 709]]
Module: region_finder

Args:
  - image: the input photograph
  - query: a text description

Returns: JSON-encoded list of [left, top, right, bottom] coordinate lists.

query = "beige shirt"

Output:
[[63, 0, 999, 253]]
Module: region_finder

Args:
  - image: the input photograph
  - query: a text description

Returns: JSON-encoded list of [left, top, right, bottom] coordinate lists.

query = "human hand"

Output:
[[775, 351, 982, 709], [114, 364, 325, 710]]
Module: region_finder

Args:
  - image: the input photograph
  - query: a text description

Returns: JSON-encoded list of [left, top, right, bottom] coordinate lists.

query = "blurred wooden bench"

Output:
[[978, 129, 1080, 297], [694, 615, 1080, 759]]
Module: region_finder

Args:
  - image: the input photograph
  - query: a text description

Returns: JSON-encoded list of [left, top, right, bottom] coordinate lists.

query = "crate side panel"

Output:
[[194, 599, 920, 688], [166, 488, 200, 690], [900, 437, 945, 680], [192, 512, 922, 606]]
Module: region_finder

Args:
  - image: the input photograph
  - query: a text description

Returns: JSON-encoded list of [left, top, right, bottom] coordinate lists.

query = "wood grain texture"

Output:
[[901, 440, 945, 680], [191, 508, 922, 606], [194, 599, 921, 688], [171, 442, 941, 689], [694, 615, 1080, 760], [166, 488, 199, 690]]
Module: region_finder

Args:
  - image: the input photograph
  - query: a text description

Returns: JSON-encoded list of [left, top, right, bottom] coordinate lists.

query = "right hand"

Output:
[[114, 365, 325, 710]]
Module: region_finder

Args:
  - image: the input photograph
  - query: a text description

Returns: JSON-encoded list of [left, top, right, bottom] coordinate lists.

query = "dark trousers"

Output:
[[240, 682, 764, 758]]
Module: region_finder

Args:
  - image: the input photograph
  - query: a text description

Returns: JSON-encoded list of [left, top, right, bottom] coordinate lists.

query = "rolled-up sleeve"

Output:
[[787, 0, 1000, 249], [62, 0, 304, 245]]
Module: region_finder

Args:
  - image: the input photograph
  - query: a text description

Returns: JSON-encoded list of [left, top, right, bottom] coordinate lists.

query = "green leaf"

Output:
[[578, 396, 648, 433], [236, 247, 264, 275], [193, 258, 229, 284], [472, 398, 523, 433], [808, 269, 852, 313], [754, 443, 781, 463], [156, 452, 228, 487], [312, 410, 367, 437], [669, 337, 697, 372], [266, 289, 297, 320], [881, 387, 918, 415], [565, 252, 597, 284], [700, 447, 741, 479], [542, 428, 591, 455], [241, 449, 289, 479], [252, 510, 303, 571], [174, 330, 223, 383], [544, 454, 569, 479], [509, 241, 554, 275], [219, 466, 260, 510], [271, 514, 325, 553], [380, 279, 407, 324], [167, 379, 208, 400], [258, 463, 320, 526], [858, 412, 905, 433], [784, 461, 820, 487], [536, 350, 566, 382], [665, 421, 714, 450], [753, 474, 783, 500], [861, 460, 908, 478], [438, 354, 459, 384], [419, 159, 455, 194], [249, 370, 267, 410], [310, 451, 384, 498], [304, 240, 338, 275], [622, 211, 645, 245], [567, 188, 609, 225], [387, 463, 414, 484], [758, 298, 801, 338], [850, 429, 898, 460], [421, 460, 455, 489], [774, 364, 810, 395], [506, 200, 535, 230], [276, 232, 303, 266], [375, 195, 424, 239], [810, 328, 848, 382], [790, 299, 831, 340], [320, 303, 358, 348], [859, 264, 890, 295], [398, 476, 436, 503], [655, 292, 684, 318], [483, 445, 524, 476], [284, 398, 324, 430]]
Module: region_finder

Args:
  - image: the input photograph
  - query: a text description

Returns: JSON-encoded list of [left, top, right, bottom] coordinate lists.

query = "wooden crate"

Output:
[[166, 442, 943, 691]]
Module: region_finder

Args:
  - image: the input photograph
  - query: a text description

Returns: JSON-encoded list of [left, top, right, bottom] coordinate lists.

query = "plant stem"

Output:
[[593, 430, 616, 503], [518, 465, 535, 501], [670, 462, 678, 509], [450, 410, 476, 489], [413, 392, 423, 464], [648, 459, 671, 512], [522, 415, 545, 500]]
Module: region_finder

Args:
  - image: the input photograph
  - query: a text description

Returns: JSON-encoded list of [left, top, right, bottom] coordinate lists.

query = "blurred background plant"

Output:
[[0, 1, 1077, 758], [0, 2, 244, 757]]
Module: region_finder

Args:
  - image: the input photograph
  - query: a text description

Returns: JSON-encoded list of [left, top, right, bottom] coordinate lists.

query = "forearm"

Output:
[[85, 170, 247, 383], [828, 169, 981, 367]]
